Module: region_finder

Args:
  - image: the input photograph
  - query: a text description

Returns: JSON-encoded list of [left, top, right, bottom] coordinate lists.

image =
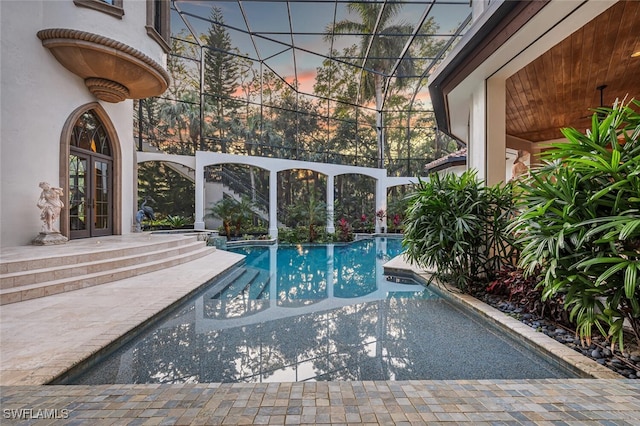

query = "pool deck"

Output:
[[1, 236, 639, 424]]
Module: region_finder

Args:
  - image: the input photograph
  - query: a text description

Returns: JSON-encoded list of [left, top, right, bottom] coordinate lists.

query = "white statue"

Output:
[[510, 150, 530, 182], [37, 181, 64, 234]]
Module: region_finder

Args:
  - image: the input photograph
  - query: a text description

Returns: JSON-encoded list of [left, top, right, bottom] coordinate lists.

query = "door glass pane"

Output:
[[71, 111, 112, 156], [94, 160, 110, 230], [69, 154, 87, 231]]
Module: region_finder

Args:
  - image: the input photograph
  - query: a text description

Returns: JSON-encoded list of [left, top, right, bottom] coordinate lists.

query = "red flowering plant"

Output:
[[376, 209, 387, 232], [392, 213, 402, 232], [337, 218, 353, 242]]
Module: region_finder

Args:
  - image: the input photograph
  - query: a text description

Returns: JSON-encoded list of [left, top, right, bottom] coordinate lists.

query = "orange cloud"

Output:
[[283, 69, 317, 94]]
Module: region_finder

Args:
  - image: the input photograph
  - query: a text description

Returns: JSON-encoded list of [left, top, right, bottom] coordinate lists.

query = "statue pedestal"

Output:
[[32, 232, 68, 246]]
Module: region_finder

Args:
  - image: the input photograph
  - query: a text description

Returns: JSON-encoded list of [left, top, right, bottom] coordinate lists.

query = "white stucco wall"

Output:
[[100, 101, 136, 235], [0, 0, 163, 246], [41, 0, 167, 67]]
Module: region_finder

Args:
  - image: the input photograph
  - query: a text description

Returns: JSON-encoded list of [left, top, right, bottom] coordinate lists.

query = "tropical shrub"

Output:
[[205, 196, 255, 239], [402, 170, 517, 292], [510, 99, 640, 350], [285, 192, 327, 242], [277, 227, 303, 244], [390, 213, 403, 233], [337, 218, 354, 242], [166, 215, 189, 229], [354, 213, 374, 233], [486, 266, 568, 324], [387, 194, 410, 232], [278, 226, 336, 244]]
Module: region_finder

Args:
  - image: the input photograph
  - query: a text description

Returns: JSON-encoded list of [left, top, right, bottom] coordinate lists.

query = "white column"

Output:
[[375, 179, 387, 233], [269, 170, 278, 239], [486, 77, 507, 186], [194, 152, 205, 230], [468, 84, 487, 181], [326, 174, 335, 234], [326, 244, 334, 298], [375, 237, 387, 286], [269, 244, 277, 301]]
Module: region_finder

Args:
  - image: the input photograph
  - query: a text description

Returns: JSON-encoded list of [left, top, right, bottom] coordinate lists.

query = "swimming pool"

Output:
[[68, 237, 576, 384]]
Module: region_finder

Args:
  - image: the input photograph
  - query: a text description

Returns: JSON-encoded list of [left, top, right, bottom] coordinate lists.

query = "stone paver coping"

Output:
[[1, 379, 638, 424]]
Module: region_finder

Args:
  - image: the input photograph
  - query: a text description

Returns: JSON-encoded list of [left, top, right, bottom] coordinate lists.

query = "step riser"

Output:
[[1, 241, 206, 290], [0, 237, 199, 274], [0, 247, 214, 305]]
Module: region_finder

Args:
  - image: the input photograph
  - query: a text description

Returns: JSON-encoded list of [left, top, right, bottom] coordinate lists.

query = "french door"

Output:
[[69, 149, 113, 239]]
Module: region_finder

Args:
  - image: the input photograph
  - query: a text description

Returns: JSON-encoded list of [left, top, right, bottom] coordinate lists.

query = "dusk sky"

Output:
[[172, 0, 471, 104]]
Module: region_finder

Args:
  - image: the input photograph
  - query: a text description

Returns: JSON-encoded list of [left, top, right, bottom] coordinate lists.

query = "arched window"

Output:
[[71, 111, 112, 155]]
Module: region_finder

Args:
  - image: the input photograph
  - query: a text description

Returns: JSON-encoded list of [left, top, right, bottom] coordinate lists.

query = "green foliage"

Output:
[[334, 175, 375, 229], [166, 215, 190, 229], [278, 226, 336, 244], [243, 224, 268, 235], [137, 162, 195, 219], [402, 170, 517, 293], [205, 196, 255, 240], [284, 191, 328, 243], [511, 99, 640, 350], [148, 218, 170, 228], [278, 227, 310, 244], [387, 191, 409, 231]]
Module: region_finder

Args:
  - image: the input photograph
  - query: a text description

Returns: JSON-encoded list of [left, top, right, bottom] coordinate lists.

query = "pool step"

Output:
[[251, 271, 270, 299], [214, 268, 261, 300], [0, 236, 215, 305], [211, 267, 248, 299]]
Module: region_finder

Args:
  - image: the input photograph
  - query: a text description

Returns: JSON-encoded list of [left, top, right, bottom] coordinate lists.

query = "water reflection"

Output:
[[334, 240, 385, 298], [264, 239, 401, 302], [69, 238, 575, 384], [200, 238, 409, 321], [277, 245, 328, 305], [75, 296, 572, 384]]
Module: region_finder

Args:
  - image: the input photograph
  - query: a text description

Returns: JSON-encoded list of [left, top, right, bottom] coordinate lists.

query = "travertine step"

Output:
[[0, 236, 216, 305], [0, 240, 207, 290], [0, 236, 197, 274]]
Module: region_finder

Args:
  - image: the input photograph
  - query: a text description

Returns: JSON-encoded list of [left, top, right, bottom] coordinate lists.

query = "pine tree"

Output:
[[203, 7, 240, 153]]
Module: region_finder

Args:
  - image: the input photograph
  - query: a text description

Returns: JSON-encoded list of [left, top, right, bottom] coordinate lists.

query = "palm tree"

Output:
[[290, 192, 327, 243], [159, 92, 203, 155], [206, 196, 256, 239], [325, 0, 415, 168], [304, 193, 327, 243]]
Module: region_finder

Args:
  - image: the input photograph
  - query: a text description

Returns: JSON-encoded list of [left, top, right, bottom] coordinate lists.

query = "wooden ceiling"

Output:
[[505, 0, 640, 143]]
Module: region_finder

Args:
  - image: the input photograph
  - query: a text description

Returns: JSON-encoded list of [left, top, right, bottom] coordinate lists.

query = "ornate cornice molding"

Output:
[[37, 28, 170, 102]]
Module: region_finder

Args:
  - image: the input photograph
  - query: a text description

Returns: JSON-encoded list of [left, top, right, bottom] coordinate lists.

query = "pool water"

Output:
[[224, 238, 433, 303], [68, 237, 576, 384]]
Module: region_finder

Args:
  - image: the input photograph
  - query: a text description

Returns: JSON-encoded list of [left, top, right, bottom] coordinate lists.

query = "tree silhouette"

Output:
[[325, 0, 415, 168], [203, 7, 241, 152]]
